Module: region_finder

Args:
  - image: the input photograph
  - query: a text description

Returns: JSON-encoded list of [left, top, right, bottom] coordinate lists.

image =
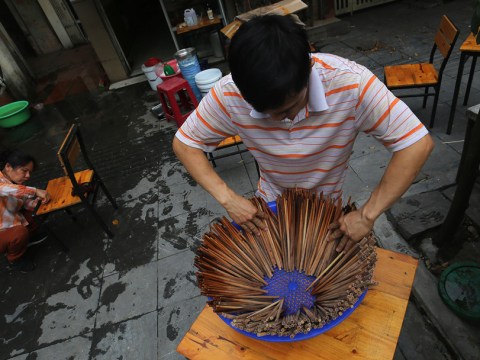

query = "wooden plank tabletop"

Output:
[[176, 247, 418, 360], [460, 33, 480, 53]]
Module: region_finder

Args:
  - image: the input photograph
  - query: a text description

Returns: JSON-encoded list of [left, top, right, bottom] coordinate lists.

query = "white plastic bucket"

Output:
[[142, 58, 163, 91], [195, 68, 222, 97]]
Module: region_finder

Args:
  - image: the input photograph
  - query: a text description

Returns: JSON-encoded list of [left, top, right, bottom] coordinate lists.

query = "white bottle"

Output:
[[206, 4, 214, 20]]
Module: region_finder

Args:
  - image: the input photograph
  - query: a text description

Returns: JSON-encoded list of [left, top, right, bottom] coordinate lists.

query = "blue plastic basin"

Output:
[[221, 200, 367, 342]]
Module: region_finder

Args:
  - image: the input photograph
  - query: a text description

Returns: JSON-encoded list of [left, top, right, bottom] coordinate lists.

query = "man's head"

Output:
[[228, 15, 311, 117]]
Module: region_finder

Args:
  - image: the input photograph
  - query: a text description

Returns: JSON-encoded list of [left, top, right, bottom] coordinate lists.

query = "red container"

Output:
[[144, 57, 161, 67], [156, 60, 183, 81]]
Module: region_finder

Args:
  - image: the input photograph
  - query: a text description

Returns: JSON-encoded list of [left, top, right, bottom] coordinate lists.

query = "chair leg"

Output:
[[44, 222, 69, 252], [64, 208, 77, 222], [207, 152, 217, 167], [81, 197, 114, 238], [422, 86, 429, 108], [428, 87, 440, 128], [98, 179, 118, 209]]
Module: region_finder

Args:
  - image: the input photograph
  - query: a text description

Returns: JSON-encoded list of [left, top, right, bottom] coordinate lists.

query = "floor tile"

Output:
[[37, 278, 100, 345], [29, 334, 92, 360], [158, 251, 199, 308], [158, 295, 206, 358], [158, 211, 213, 259], [91, 312, 157, 359], [96, 261, 157, 326]]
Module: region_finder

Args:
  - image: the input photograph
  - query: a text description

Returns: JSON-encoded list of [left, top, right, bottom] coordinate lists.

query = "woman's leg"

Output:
[[23, 210, 39, 233], [0, 225, 30, 263]]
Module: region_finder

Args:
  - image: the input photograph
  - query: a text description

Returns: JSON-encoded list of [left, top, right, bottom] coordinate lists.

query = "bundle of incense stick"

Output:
[[195, 189, 377, 338]]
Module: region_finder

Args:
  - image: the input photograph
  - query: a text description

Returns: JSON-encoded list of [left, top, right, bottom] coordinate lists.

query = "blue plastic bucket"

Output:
[[174, 47, 202, 101]]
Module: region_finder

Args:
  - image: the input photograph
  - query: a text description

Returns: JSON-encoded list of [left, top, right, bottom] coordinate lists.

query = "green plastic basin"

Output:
[[0, 101, 31, 128], [438, 261, 480, 323]]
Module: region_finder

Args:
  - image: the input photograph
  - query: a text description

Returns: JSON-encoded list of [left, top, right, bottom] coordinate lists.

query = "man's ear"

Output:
[[4, 163, 13, 172]]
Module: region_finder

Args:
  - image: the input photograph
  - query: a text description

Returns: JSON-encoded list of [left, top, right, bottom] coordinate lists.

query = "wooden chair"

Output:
[[384, 15, 459, 128], [207, 135, 260, 177], [34, 124, 118, 238]]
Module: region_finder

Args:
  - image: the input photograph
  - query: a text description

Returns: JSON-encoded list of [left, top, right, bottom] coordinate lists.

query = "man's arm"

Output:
[[172, 137, 265, 234], [331, 134, 435, 251]]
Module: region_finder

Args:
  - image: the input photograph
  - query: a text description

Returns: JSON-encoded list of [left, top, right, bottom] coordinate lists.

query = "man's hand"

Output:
[[223, 192, 266, 235], [328, 208, 374, 252], [172, 139, 266, 234], [35, 188, 51, 204]]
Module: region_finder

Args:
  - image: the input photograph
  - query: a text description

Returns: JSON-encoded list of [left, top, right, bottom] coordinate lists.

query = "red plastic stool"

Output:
[[157, 77, 199, 127]]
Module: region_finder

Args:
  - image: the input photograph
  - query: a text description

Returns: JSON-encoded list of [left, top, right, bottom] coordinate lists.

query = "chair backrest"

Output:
[[57, 124, 94, 180], [434, 15, 459, 59], [57, 125, 78, 176], [429, 15, 459, 80], [57, 125, 80, 176]]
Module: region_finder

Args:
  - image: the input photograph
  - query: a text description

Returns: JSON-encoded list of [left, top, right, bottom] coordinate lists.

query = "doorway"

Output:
[[0, 0, 35, 60], [99, 0, 177, 76]]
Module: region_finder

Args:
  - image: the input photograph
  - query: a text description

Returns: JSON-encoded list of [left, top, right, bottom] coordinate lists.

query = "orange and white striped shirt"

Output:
[[176, 53, 428, 202], [0, 171, 37, 230]]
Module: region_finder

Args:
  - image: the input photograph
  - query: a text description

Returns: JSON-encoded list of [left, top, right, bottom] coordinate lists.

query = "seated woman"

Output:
[[0, 149, 50, 272]]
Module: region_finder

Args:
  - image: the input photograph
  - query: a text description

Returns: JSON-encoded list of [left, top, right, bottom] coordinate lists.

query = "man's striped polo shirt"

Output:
[[175, 53, 428, 202]]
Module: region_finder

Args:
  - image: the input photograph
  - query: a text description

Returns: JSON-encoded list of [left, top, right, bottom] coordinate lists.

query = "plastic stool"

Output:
[[157, 77, 199, 127]]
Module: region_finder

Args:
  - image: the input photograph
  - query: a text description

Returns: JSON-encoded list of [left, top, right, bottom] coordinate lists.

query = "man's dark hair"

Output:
[[0, 149, 36, 170], [228, 15, 311, 113]]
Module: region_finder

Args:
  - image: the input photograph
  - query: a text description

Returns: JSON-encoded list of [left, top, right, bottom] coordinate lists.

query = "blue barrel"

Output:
[[174, 47, 202, 101]]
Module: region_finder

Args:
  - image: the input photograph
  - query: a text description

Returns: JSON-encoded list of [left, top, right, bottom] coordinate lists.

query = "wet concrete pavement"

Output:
[[1, 0, 479, 359]]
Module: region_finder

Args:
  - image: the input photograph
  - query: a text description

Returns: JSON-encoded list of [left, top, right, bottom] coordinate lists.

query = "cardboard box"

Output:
[[221, 0, 308, 39]]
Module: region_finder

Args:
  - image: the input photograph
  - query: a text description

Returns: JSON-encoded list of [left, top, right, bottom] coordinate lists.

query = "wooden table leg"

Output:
[[455, 116, 475, 183], [438, 110, 480, 251]]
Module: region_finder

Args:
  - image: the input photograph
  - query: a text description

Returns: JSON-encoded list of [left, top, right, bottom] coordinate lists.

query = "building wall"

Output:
[[5, 0, 63, 55], [72, 0, 129, 82], [0, 23, 35, 100]]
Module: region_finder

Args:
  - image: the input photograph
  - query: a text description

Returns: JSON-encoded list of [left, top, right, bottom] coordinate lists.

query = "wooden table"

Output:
[[175, 15, 225, 61], [447, 33, 480, 134], [176, 16, 222, 36], [177, 248, 418, 360], [436, 104, 480, 249]]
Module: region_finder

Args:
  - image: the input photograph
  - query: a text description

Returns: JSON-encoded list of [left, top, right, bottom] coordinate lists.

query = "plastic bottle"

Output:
[[206, 3, 214, 20], [163, 63, 176, 76], [184, 9, 198, 26]]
